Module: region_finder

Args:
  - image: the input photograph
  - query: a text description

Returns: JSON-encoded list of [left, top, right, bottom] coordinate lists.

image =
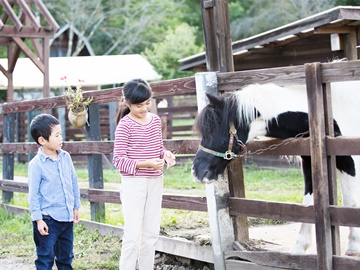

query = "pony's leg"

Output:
[[290, 193, 314, 254], [338, 167, 360, 256]]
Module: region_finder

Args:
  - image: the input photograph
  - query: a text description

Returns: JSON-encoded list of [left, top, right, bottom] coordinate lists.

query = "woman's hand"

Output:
[[146, 158, 165, 171], [164, 151, 176, 169]]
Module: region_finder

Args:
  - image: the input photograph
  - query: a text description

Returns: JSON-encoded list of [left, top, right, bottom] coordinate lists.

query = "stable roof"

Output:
[[0, 55, 161, 89], [180, 6, 360, 72]]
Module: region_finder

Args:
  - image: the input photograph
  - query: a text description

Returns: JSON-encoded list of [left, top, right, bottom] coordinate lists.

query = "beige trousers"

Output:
[[119, 176, 164, 270]]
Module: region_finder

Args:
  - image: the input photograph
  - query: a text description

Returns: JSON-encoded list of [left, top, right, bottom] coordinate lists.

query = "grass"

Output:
[[0, 160, 307, 268]]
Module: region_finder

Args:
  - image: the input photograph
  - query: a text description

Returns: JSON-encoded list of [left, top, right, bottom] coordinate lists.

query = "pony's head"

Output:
[[192, 93, 249, 183]]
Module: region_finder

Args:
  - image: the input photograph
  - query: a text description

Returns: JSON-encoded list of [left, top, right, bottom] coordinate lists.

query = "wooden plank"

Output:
[[217, 65, 306, 91], [321, 60, 360, 83], [1, 136, 359, 157], [225, 250, 317, 270], [0, 179, 28, 192], [305, 62, 332, 270], [330, 206, 360, 227], [0, 139, 200, 155], [217, 60, 360, 92], [226, 259, 284, 270], [0, 76, 196, 114], [333, 255, 360, 269], [229, 198, 315, 223]]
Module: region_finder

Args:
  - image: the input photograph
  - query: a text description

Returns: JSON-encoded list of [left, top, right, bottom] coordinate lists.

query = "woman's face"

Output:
[[127, 98, 152, 120]]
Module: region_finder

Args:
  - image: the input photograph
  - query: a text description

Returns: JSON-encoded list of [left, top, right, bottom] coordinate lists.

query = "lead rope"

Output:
[[241, 130, 310, 159]]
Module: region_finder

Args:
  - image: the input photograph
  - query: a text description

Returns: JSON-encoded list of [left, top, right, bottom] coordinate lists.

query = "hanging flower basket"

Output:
[[61, 76, 93, 128], [68, 108, 88, 128]]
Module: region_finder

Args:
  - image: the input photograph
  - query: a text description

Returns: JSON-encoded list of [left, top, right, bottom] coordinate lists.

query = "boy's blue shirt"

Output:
[[28, 147, 81, 222]]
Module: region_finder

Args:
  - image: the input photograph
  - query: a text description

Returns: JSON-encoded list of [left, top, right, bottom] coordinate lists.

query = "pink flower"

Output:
[[60, 76, 67, 80]]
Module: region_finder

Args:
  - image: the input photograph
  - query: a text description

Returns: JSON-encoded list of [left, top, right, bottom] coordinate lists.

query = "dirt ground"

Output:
[[0, 222, 353, 269]]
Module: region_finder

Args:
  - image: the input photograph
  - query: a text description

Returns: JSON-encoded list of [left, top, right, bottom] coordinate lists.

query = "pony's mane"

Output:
[[195, 93, 238, 138], [235, 83, 288, 125], [195, 83, 298, 138]]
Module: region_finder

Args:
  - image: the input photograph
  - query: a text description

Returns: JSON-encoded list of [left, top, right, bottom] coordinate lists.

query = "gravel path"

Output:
[[0, 256, 34, 270]]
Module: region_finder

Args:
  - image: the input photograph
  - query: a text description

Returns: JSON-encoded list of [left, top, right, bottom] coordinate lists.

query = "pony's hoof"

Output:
[[345, 250, 360, 257]]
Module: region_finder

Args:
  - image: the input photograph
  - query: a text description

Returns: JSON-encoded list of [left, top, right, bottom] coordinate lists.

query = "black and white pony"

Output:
[[192, 82, 360, 256]]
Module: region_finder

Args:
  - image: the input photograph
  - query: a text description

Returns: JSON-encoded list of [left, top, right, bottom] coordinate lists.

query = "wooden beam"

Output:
[[0, 0, 23, 31], [16, 0, 41, 32], [214, 0, 234, 72], [201, 0, 218, 71], [314, 26, 353, 34], [12, 37, 45, 72], [33, 0, 60, 32], [305, 62, 332, 270]]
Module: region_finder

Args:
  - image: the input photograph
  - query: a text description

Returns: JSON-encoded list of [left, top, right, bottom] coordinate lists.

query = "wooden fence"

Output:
[[2, 60, 360, 269], [194, 60, 360, 270]]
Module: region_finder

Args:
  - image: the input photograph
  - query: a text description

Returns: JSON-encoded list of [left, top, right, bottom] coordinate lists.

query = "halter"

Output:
[[198, 123, 247, 160]]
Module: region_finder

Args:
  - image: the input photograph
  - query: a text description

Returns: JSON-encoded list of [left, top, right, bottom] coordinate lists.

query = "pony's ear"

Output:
[[206, 93, 222, 107]]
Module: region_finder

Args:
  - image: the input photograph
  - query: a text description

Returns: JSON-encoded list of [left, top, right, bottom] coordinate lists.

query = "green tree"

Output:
[[142, 23, 204, 80], [43, 0, 185, 55], [336, 0, 360, 5], [230, 0, 336, 40]]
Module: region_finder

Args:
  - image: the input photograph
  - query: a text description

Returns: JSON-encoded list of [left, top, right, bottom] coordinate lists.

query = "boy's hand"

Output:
[[164, 151, 176, 169], [36, 219, 49, 236], [73, 209, 80, 224]]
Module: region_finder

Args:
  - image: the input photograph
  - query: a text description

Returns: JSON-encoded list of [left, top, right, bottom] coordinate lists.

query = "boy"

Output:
[[28, 113, 80, 270]]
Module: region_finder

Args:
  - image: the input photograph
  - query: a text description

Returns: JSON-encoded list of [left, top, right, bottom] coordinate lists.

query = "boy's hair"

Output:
[[30, 114, 60, 145], [116, 78, 152, 122]]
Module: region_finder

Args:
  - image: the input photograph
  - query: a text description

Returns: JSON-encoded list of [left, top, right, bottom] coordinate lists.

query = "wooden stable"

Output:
[[181, 6, 360, 72]]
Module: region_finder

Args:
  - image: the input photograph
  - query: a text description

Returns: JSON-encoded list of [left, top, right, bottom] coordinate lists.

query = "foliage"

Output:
[[62, 76, 94, 113], [142, 23, 203, 80], [230, 0, 337, 40], [43, 0, 186, 56]]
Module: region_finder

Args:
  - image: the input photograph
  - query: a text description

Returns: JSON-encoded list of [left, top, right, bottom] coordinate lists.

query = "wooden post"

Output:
[[85, 104, 105, 222], [201, 0, 219, 71], [344, 27, 357, 60], [305, 63, 332, 270], [196, 72, 234, 269], [2, 113, 15, 203], [323, 83, 340, 255]]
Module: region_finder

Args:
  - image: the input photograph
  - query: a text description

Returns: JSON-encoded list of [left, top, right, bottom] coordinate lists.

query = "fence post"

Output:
[[305, 62, 332, 270], [85, 104, 105, 222], [2, 113, 15, 203], [195, 72, 235, 269]]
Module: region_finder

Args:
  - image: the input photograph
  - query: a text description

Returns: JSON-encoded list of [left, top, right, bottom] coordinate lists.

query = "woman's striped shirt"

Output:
[[112, 113, 166, 176]]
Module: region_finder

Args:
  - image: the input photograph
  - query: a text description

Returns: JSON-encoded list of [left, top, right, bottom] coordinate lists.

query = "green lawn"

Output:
[[0, 161, 308, 269]]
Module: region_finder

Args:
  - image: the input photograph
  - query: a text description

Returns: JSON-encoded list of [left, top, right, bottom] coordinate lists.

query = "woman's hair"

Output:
[[116, 78, 152, 123], [30, 114, 60, 145]]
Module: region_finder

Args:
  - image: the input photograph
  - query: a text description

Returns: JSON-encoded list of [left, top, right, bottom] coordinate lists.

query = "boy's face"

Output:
[[41, 124, 63, 151]]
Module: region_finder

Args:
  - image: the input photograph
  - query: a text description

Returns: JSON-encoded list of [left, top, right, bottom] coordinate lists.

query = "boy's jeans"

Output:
[[32, 215, 74, 270]]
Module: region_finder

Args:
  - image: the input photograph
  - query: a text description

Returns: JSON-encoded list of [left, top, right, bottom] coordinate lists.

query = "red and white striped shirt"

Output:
[[112, 113, 166, 176]]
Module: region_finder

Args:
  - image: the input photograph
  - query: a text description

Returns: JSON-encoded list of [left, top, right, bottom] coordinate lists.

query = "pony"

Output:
[[191, 81, 360, 256]]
